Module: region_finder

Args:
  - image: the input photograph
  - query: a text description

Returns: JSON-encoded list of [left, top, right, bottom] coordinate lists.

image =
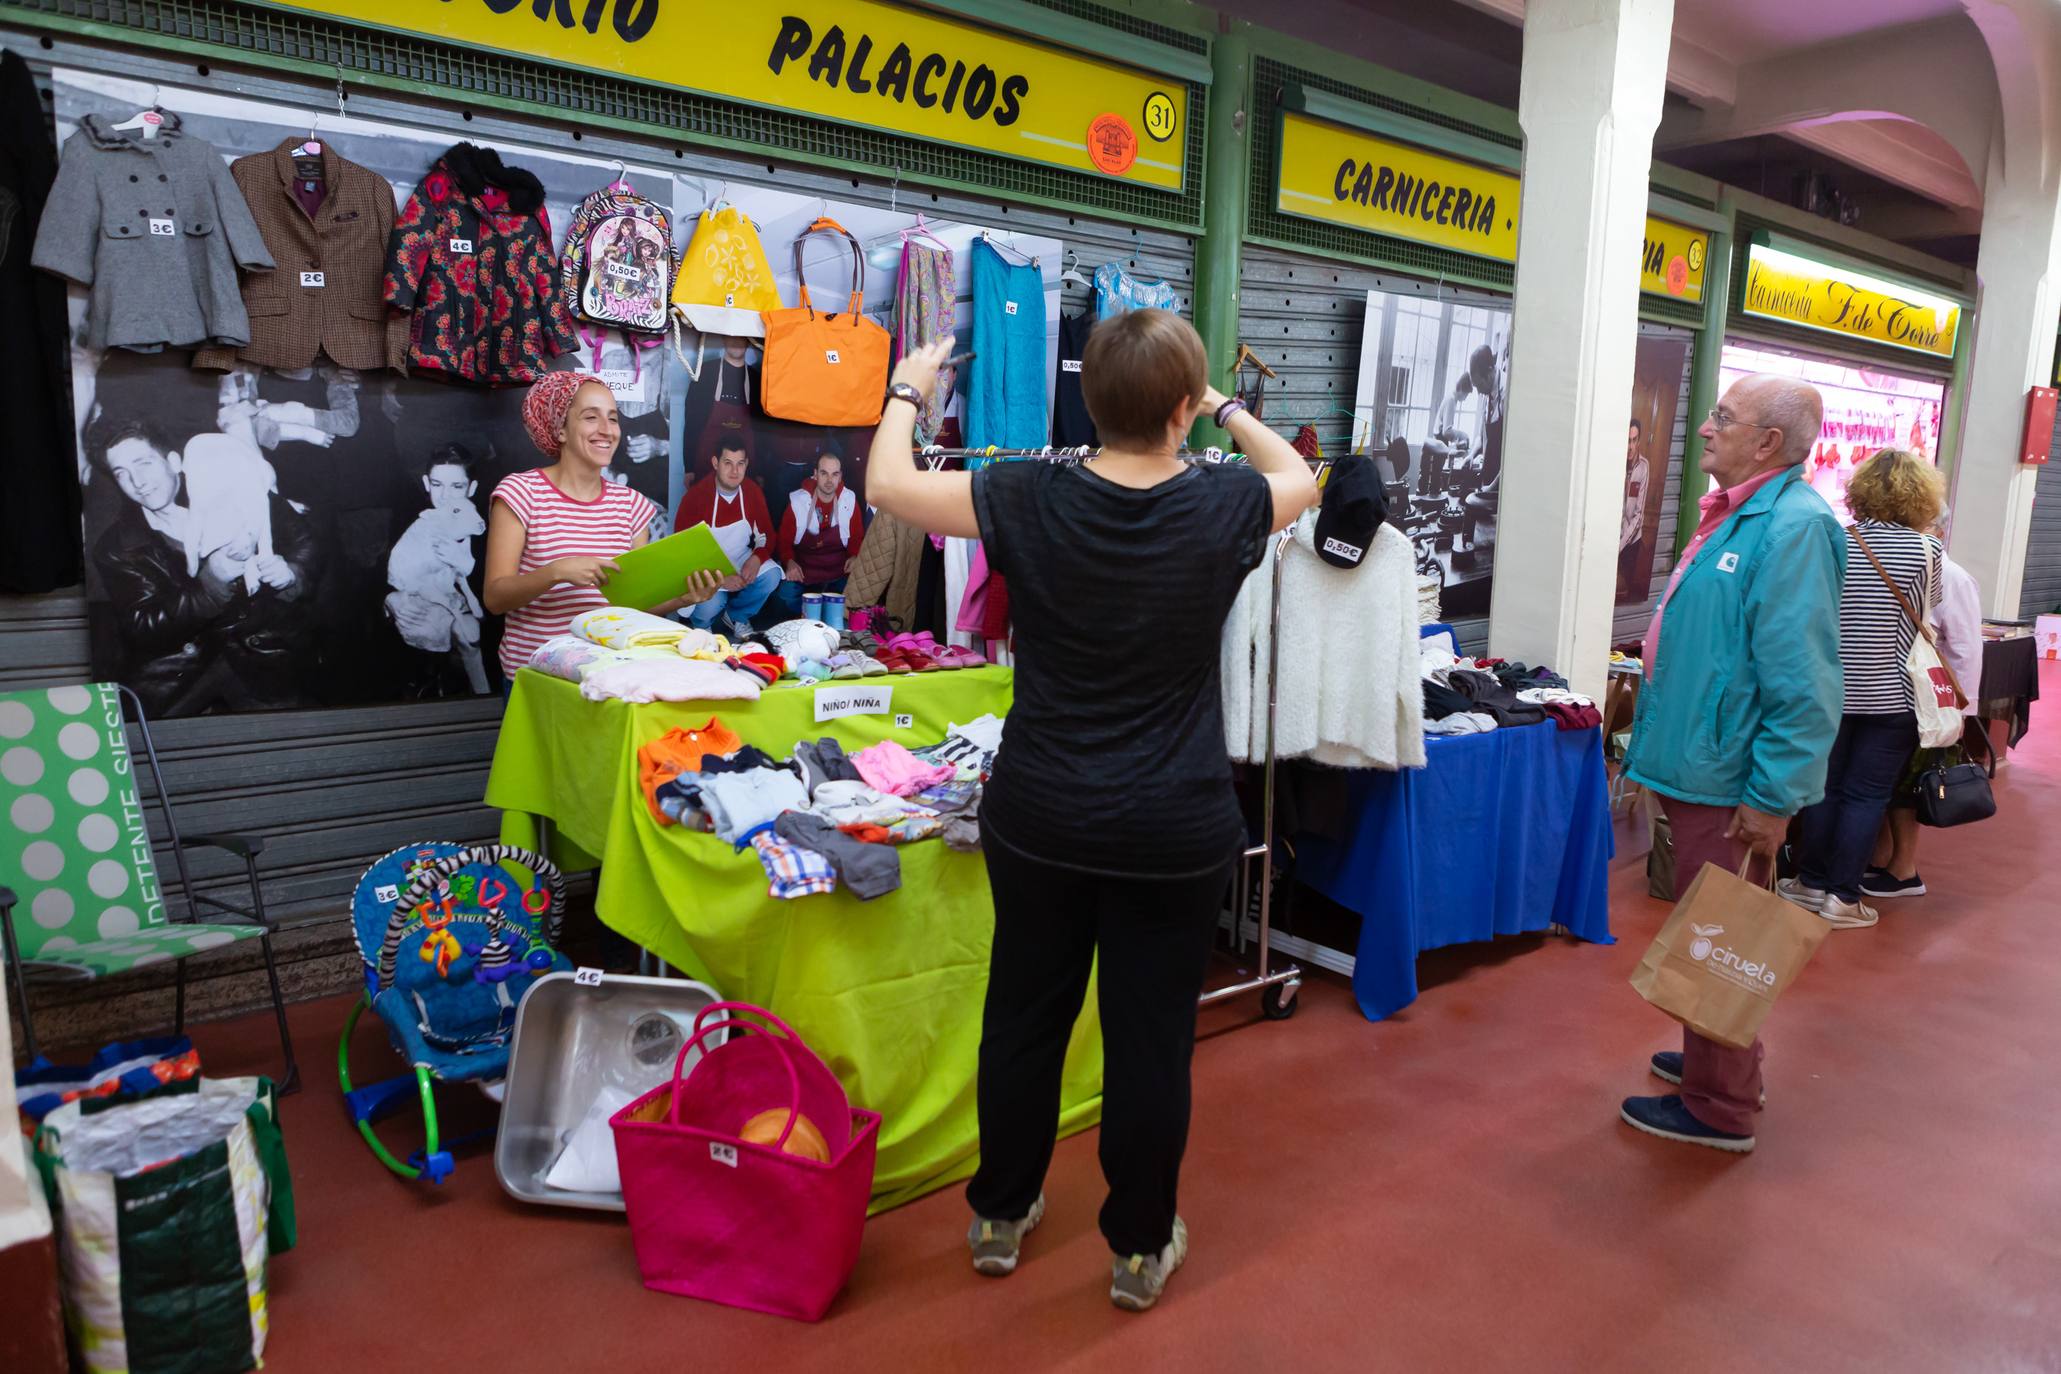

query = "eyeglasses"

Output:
[[1707, 408, 1774, 433]]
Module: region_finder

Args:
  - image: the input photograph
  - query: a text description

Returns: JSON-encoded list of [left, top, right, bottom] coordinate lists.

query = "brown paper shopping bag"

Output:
[[1629, 858, 1829, 1050]]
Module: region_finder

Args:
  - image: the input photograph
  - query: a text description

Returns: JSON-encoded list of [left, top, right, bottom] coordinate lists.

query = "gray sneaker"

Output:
[[1109, 1216, 1189, 1312], [967, 1194, 1044, 1276]]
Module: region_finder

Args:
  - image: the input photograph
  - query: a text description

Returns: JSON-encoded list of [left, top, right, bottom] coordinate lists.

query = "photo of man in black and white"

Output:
[[84, 412, 324, 716]]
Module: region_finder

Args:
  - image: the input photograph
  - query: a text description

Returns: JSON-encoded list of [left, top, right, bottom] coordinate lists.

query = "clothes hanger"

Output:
[[111, 85, 165, 138], [980, 230, 1037, 267], [294, 69, 346, 160], [900, 213, 952, 253], [1232, 342, 1279, 380], [1058, 251, 1090, 289]]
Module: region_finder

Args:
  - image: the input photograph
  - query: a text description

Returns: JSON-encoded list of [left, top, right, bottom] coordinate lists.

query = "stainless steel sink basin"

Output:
[[495, 971, 723, 1211]]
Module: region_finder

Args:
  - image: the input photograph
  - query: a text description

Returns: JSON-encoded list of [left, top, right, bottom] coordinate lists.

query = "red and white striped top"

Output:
[[492, 469, 660, 678]]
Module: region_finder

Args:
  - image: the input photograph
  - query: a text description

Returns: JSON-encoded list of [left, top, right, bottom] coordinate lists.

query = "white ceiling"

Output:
[[1672, 0, 1965, 64]]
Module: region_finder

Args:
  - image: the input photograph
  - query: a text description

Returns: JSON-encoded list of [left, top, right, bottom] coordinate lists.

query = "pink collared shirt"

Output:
[[1643, 466, 1788, 681]]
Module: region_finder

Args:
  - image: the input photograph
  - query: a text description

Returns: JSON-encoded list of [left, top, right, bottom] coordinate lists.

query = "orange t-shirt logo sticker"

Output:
[[1087, 114, 1138, 176]]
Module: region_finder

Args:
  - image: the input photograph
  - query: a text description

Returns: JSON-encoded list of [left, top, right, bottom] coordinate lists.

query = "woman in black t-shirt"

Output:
[[868, 311, 1316, 1313]]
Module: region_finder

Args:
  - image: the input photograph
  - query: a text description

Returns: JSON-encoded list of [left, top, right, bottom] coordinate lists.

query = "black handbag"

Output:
[[1915, 731, 1997, 828]]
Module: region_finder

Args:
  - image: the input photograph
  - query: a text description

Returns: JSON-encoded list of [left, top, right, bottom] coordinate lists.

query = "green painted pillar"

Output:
[[1193, 20, 1253, 439], [1675, 220, 1734, 556]]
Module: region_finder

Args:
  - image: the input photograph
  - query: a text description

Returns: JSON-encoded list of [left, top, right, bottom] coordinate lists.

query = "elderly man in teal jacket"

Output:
[[1619, 373, 1845, 1154]]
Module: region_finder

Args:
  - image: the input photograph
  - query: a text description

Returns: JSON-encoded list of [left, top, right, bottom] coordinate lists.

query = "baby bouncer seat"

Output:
[[340, 842, 570, 1182]]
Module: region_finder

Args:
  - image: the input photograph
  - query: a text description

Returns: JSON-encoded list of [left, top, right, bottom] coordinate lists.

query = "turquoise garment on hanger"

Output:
[[966, 238, 1048, 449]]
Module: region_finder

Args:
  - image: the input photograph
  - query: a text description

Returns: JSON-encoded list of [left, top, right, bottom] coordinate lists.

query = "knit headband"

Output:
[[522, 371, 609, 458]]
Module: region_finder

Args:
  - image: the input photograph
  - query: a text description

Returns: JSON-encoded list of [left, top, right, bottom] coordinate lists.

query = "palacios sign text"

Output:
[[255, 0, 1189, 191], [1740, 243, 1961, 358]]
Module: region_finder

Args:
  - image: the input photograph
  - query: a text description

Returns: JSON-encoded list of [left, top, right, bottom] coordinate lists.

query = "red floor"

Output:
[[176, 662, 2060, 1373]]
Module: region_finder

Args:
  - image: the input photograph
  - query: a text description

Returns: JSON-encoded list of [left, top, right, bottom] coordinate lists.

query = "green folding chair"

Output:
[[0, 682, 297, 1092]]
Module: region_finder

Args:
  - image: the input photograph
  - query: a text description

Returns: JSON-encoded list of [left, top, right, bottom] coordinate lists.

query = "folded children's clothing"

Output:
[[851, 740, 958, 797], [639, 720, 743, 822], [579, 658, 764, 705], [914, 714, 1005, 778], [526, 635, 674, 683], [699, 745, 787, 776], [675, 628, 735, 661], [698, 768, 809, 846], [775, 812, 900, 900], [750, 831, 838, 898], [1423, 711, 1498, 736], [838, 813, 942, 845], [940, 813, 982, 852], [794, 739, 863, 797], [909, 779, 980, 812], [654, 779, 710, 830], [570, 606, 687, 649], [808, 779, 936, 828]]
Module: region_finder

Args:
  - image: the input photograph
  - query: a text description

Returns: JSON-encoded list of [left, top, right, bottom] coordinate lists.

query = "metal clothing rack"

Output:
[[907, 444, 1321, 1022]]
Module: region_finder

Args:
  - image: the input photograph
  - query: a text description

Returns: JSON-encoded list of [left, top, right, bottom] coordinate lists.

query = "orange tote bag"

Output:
[[760, 217, 891, 426]]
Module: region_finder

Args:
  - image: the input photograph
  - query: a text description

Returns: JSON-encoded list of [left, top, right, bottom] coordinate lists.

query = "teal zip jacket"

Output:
[[1624, 465, 1846, 816]]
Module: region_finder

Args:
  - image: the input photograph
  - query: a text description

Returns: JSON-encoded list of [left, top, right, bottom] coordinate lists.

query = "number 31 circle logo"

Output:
[[1142, 91, 1178, 143]]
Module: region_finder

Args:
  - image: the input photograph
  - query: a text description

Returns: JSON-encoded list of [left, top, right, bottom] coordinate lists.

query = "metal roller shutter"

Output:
[[2019, 411, 2061, 617], [1235, 242, 1510, 655], [0, 32, 1195, 1041]]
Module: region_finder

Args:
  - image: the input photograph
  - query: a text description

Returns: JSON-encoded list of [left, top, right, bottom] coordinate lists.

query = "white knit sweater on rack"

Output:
[[1220, 511, 1427, 770]]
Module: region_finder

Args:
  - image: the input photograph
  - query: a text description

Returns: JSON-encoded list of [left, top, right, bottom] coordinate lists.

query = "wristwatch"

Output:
[[1214, 397, 1247, 428], [886, 381, 923, 409]]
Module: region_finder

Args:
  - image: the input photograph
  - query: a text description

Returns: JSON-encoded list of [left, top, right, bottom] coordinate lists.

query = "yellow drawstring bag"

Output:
[[670, 204, 784, 339]]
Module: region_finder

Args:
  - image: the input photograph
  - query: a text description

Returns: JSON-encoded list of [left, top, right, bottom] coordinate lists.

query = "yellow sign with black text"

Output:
[[1275, 111, 1519, 261], [1641, 218, 1708, 304], [256, 0, 1188, 191], [1740, 244, 1960, 358], [1278, 112, 1715, 296]]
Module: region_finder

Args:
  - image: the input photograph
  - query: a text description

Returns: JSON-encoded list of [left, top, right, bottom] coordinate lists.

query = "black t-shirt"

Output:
[[1051, 313, 1098, 448], [972, 460, 1273, 877]]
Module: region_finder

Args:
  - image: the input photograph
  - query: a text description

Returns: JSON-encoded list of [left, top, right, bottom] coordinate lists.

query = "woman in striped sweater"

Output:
[[483, 372, 717, 687], [1780, 449, 1947, 929]]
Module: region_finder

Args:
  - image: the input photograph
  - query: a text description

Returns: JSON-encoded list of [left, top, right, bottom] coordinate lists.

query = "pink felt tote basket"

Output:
[[609, 1001, 880, 1321]]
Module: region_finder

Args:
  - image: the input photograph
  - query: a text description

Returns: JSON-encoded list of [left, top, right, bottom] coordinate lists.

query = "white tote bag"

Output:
[[1850, 529, 1965, 748]]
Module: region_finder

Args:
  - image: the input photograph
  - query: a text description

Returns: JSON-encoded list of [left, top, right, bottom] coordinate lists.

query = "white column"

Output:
[[1489, 0, 1675, 700], [1949, 161, 2061, 617]]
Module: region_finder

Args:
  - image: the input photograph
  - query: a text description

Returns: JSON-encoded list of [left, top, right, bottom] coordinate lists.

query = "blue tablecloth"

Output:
[[1296, 721, 1615, 1022]]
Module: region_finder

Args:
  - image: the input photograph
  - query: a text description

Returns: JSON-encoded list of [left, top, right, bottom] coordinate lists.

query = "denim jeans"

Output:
[[685, 561, 784, 632], [1795, 711, 1919, 902]]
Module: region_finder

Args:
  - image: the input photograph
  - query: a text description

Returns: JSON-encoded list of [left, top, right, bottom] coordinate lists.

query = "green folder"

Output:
[[601, 522, 738, 609]]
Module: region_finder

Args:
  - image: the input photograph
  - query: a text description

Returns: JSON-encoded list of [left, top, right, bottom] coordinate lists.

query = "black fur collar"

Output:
[[436, 141, 546, 213]]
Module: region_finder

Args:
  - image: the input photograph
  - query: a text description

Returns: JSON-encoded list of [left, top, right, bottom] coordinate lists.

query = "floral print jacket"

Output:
[[384, 142, 576, 386]]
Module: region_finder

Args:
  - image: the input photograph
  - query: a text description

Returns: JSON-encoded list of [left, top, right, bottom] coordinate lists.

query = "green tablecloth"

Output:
[[484, 667, 1102, 1210]]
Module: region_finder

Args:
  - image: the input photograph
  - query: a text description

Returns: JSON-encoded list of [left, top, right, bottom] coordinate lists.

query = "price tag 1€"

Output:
[[573, 966, 604, 988]]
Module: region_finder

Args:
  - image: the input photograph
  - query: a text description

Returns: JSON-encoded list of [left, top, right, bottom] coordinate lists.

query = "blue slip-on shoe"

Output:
[[1861, 868, 1927, 899], [1619, 1094, 1755, 1153]]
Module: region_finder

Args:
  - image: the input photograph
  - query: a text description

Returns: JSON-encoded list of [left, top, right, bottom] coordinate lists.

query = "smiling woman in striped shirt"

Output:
[[483, 372, 717, 687], [1780, 448, 1947, 929]]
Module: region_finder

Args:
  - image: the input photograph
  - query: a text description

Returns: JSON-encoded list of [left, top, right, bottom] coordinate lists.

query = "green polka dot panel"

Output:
[[0, 684, 174, 970]]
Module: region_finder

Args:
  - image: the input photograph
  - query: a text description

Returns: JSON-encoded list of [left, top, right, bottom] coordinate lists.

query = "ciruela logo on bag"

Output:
[[1688, 922, 1778, 988]]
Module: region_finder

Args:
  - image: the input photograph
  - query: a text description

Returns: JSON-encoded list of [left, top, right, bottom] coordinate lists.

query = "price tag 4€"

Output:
[[573, 966, 604, 987]]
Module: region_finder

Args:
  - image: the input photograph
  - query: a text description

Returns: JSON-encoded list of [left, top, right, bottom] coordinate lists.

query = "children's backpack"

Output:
[[561, 180, 673, 335]]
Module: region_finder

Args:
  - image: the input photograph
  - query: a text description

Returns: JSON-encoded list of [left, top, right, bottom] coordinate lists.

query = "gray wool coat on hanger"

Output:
[[32, 108, 273, 352]]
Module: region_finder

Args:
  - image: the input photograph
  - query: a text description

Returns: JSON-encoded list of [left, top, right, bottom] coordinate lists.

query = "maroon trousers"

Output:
[[1658, 795, 1767, 1135]]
